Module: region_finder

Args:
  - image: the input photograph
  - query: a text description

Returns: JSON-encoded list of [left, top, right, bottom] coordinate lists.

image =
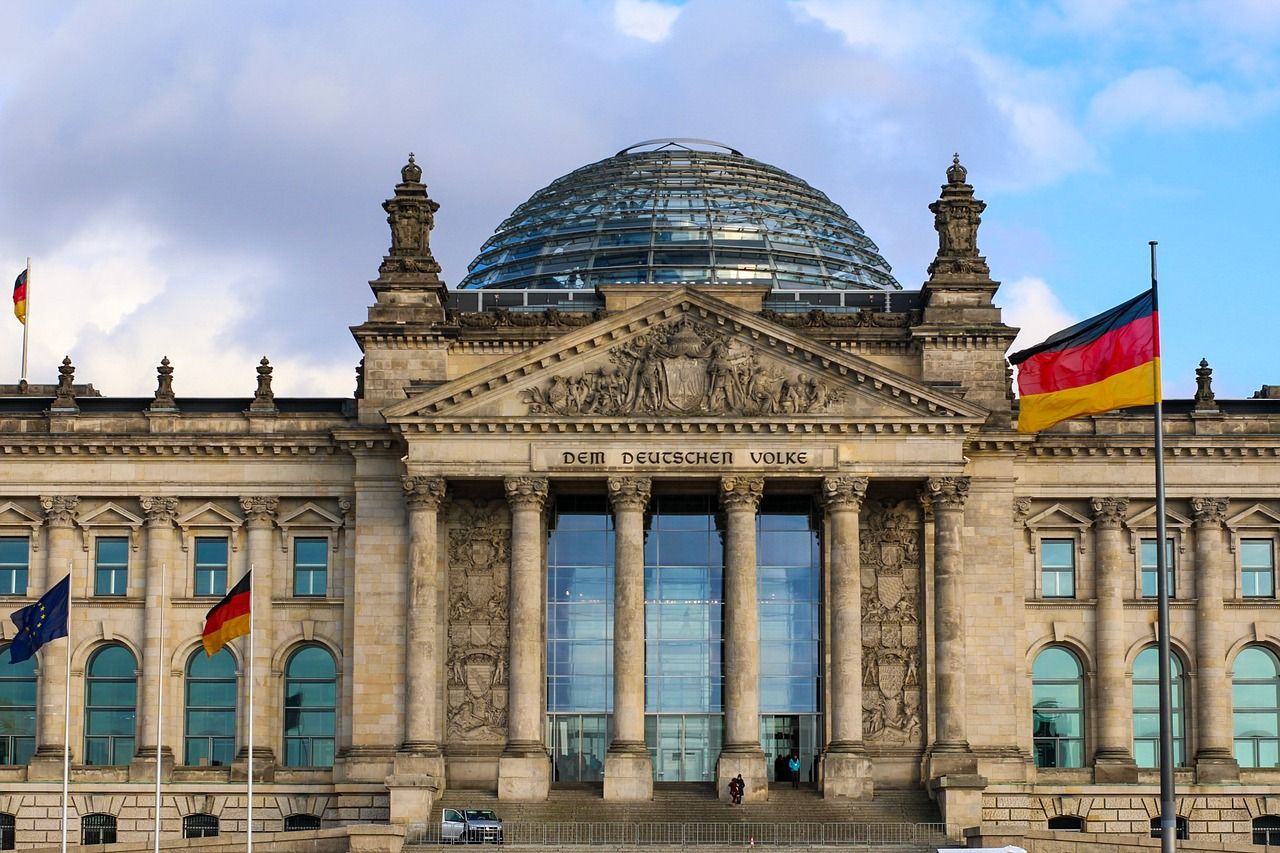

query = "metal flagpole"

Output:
[[247, 565, 254, 853], [20, 257, 30, 383], [154, 563, 166, 853], [60, 560, 72, 853], [1150, 241, 1176, 852]]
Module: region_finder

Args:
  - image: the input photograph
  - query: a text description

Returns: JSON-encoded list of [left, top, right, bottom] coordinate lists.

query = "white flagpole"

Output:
[[154, 563, 166, 853], [20, 257, 30, 383], [247, 565, 254, 853], [60, 560, 71, 853]]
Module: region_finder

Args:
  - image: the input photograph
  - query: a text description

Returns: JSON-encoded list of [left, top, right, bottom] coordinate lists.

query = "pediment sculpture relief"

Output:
[[523, 318, 843, 416]]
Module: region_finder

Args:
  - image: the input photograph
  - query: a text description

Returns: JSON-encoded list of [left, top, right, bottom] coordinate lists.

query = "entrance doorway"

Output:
[[547, 714, 609, 782], [761, 714, 821, 783], [646, 714, 723, 782]]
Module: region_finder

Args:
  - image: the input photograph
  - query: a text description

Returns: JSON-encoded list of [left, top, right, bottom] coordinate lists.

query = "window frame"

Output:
[[1032, 646, 1086, 769], [1226, 505, 1280, 601], [0, 811, 13, 850], [1038, 538, 1078, 599], [282, 644, 338, 768], [0, 644, 36, 766], [291, 536, 330, 598], [184, 648, 237, 767], [1232, 645, 1280, 768], [1138, 536, 1178, 600], [1132, 646, 1186, 768], [81, 814, 117, 846], [83, 644, 138, 767], [93, 535, 130, 597], [1240, 538, 1276, 600], [0, 536, 30, 598], [284, 814, 322, 832], [193, 536, 230, 598], [182, 814, 219, 839]]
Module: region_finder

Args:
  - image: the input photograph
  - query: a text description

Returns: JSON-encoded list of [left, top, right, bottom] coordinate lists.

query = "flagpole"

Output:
[[20, 257, 30, 383], [1150, 241, 1176, 852], [154, 563, 165, 853], [60, 560, 71, 853], [247, 564, 254, 853]]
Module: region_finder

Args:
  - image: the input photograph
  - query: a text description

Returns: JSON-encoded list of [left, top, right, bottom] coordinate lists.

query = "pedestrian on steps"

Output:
[[788, 753, 801, 788]]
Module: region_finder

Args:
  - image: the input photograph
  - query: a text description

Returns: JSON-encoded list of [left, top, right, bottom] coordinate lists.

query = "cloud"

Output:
[[614, 0, 682, 42], [1000, 276, 1077, 395], [1088, 67, 1263, 130]]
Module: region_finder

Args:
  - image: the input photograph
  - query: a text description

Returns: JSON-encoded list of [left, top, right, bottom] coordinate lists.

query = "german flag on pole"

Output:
[[1009, 289, 1159, 433], [12, 269, 27, 325], [202, 570, 250, 656]]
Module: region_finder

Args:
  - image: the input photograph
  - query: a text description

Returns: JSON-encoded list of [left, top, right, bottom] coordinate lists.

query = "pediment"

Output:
[[1227, 504, 1280, 529], [0, 501, 43, 529], [176, 502, 244, 529], [1124, 505, 1191, 531], [1024, 504, 1092, 530], [278, 502, 344, 530], [385, 288, 986, 429], [78, 502, 145, 529]]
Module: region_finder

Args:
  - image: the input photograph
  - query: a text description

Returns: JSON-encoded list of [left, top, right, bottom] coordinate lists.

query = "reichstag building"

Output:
[[0, 139, 1278, 847]]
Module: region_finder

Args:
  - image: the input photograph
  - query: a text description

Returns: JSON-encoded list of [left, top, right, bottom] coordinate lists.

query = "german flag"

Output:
[[12, 269, 27, 325], [1009, 289, 1159, 433], [202, 570, 250, 656]]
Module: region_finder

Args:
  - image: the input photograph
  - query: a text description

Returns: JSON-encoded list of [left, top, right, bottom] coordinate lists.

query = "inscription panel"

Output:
[[533, 446, 837, 472]]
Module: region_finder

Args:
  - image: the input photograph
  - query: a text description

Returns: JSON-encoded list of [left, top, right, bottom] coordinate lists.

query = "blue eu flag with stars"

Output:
[[9, 574, 69, 664]]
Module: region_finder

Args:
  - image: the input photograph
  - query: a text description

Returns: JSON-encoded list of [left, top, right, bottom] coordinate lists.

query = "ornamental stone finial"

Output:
[[249, 356, 277, 413], [820, 476, 868, 511], [379, 153, 442, 278], [401, 153, 423, 185], [924, 477, 969, 510], [947, 153, 967, 184], [607, 477, 651, 511], [1194, 358, 1218, 412], [150, 356, 178, 412], [719, 476, 765, 512], [1191, 497, 1229, 527], [927, 155, 990, 279], [40, 495, 79, 527], [504, 476, 550, 510], [52, 356, 78, 413], [1090, 497, 1129, 529], [403, 475, 447, 510], [140, 496, 180, 527]]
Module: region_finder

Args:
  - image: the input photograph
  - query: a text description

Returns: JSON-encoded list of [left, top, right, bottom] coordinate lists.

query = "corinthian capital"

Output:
[[239, 496, 279, 526], [1191, 497, 1229, 528], [924, 477, 969, 511], [140, 496, 179, 527], [719, 476, 764, 512], [820, 476, 868, 511], [504, 476, 550, 511], [403, 475, 447, 511], [1090, 497, 1129, 529], [40, 495, 79, 527], [607, 477, 651, 512]]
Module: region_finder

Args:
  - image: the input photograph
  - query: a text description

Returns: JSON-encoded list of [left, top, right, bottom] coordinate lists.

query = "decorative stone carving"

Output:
[[445, 499, 510, 743], [820, 476, 868, 511], [860, 498, 923, 744], [927, 155, 991, 278], [719, 476, 764, 512], [1013, 497, 1032, 524], [40, 495, 79, 527], [150, 356, 177, 411], [52, 356, 78, 412], [924, 477, 969, 510], [523, 318, 843, 417], [448, 307, 606, 329], [140, 497, 179, 527], [239, 496, 279, 526], [1191, 497, 1229, 528], [607, 477, 651, 511], [403, 476, 447, 511], [1194, 358, 1217, 410], [249, 357, 276, 413], [379, 154, 442, 277], [1090, 497, 1129, 529], [503, 476, 549, 510], [758, 309, 917, 329]]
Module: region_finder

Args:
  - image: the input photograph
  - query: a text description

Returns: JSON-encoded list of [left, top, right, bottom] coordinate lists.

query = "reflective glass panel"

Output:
[[283, 645, 336, 767], [84, 645, 137, 766], [185, 649, 236, 766], [1234, 646, 1280, 767], [1032, 647, 1084, 768], [1132, 648, 1185, 767], [0, 645, 36, 765], [0, 537, 28, 596]]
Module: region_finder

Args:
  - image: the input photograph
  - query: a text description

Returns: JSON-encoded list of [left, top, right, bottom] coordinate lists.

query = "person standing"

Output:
[[788, 753, 801, 788]]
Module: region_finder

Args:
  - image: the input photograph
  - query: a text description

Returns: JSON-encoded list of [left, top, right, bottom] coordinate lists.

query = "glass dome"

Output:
[[459, 139, 900, 292]]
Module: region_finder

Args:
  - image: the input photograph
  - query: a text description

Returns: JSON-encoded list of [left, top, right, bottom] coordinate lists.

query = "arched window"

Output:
[[1149, 815, 1189, 839], [283, 645, 336, 768], [84, 645, 137, 766], [1032, 647, 1084, 768], [81, 814, 116, 845], [1233, 646, 1280, 768], [183, 814, 218, 838], [1047, 815, 1084, 831], [0, 812, 14, 850], [284, 814, 321, 832], [0, 644, 36, 766], [1133, 647, 1185, 767], [1255, 815, 1280, 845], [185, 648, 236, 766]]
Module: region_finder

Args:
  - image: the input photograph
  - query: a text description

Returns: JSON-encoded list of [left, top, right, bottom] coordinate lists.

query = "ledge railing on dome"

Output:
[[444, 288, 924, 315]]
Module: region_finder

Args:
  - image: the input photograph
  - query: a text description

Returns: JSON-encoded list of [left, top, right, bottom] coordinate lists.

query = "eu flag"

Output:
[[8, 574, 70, 664]]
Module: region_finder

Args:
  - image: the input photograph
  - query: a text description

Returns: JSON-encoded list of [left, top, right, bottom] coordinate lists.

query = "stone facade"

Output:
[[0, 154, 1277, 850]]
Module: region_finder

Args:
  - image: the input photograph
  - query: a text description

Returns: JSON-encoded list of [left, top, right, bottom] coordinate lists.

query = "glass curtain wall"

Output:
[[545, 495, 614, 782], [757, 495, 822, 783], [645, 495, 724, 782]]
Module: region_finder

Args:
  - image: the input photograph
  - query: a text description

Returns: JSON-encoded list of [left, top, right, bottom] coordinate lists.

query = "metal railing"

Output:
[[405, 820, 947, 846]]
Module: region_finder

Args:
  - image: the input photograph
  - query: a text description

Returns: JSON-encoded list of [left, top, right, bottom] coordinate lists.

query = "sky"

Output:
[[0, 0, 1276, 400]]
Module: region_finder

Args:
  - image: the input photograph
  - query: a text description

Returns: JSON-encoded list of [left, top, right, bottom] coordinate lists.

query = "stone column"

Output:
[[819, 476, 873, 799], [924, 477, 977, 778], [1091, 497, 1138, 782], [238, 496, 278, 774], [498, 476, 551, 800], [716, 476, 768, 802], [604, 476, 653, 801], [131, 496, 179, 780], [29, 496, 78, 779], [390, 476, 448, 821], [1191, 497, 1239, 782]]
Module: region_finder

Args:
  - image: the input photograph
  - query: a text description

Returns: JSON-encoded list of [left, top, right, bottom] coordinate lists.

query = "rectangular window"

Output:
[[1242, 539, 1276, 599], [1040, 539, 1075, 598], [0, 537, 29, 596], [194, 538, 229, 597], [1141, 538, 1176, 599], [94, 537, 129, 597], [293, 538, 328, 597]]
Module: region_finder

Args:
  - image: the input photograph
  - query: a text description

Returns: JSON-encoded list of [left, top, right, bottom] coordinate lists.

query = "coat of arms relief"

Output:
[[860, 498, 924, 745], [445, 499, 510, 743], [522, 317, 843, 416]]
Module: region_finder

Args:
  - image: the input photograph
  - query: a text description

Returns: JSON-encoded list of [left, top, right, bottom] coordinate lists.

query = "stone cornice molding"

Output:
[[403, 475, 447, 511], [1191, 497, 1229, 528], [239, 496, 280, 527], [820, 476, 868, 512], [924, 477, 969, 511], [140, 496, 180, 528], [607, 477, 651, 512], [40, 495, 79, 528], [719, 476, 764, 512], [504, 476, 549, 511], [1090, 497, 1130, 530], [396, 418, 972, 437], [0, 437, 342, 458]]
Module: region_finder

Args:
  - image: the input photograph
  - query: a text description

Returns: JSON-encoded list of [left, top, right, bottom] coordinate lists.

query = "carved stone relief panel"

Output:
[[445, 498, 510, 744], [860, 498, 924, 746]]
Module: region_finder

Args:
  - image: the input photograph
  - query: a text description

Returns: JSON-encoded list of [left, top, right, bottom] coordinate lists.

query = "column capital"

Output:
[[820, 476, 868, 511], [504, 476, 550, 511], [924, 477, 969, 511], [140, 496, 179, 527], [607, 477, 651, 512], [403, 475, 447, 511], [239, 496, 279, 527], [39, 495, 79, 527], [1090, 496, 1129, 529], [1191, 497, 1229, 528], [719, 476, 764, 512]]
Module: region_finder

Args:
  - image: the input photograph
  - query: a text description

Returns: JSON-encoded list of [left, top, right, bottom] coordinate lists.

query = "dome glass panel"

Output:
[[459, 140, 900, 291]]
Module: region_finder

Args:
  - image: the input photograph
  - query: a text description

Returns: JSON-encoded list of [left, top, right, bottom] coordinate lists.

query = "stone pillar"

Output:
[[29, 496, 78, 779], [715, 476, 768, 802], [498, 476, 551, 800], [130, 496, 179, 781], [604, 476, 653, 801], [390, 476, 448, 822], [1090, 497, 1138, 782], [924, 477, 977, 778], [819, 476, 873, 799], [1191, 497, 1239, 782], [238, 496, 278, 775]]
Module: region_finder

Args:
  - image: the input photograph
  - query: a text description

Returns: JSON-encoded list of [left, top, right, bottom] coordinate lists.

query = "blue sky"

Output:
[[0, 0, 1276, 398]]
